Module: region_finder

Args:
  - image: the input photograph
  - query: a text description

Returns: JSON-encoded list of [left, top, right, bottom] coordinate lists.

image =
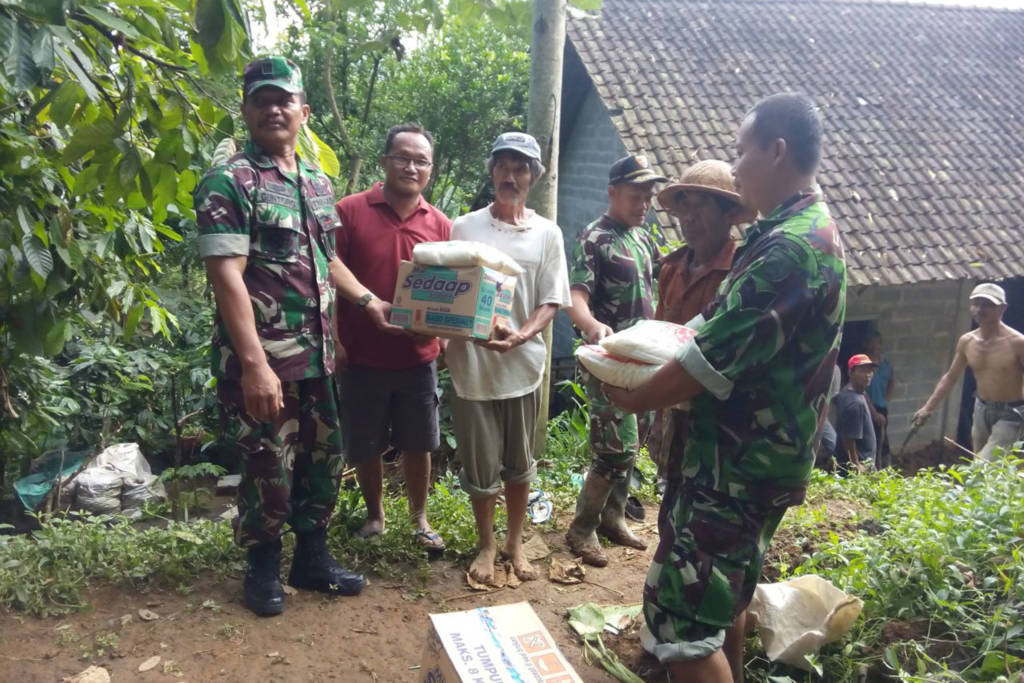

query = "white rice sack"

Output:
[[599, 320, 698, 365], [575, 345, 662, 389], [412, 240, 524, 276]]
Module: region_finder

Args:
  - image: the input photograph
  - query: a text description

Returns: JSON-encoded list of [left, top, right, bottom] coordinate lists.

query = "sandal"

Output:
[[413, 528, 446, 555]]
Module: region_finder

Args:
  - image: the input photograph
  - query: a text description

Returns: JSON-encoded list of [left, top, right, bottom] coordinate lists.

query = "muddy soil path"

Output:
[[0, 511, 660, 683]]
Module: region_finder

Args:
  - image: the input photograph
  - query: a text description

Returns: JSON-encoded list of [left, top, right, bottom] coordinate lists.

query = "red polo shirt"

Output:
[[336, 182, 452, 369]]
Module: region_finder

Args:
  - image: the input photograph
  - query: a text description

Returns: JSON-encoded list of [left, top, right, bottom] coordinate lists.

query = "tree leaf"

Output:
[[21, 229, 54, 280], [123, 302, 145, 338], [62, 118, 117, 162], [78, 7, 143, 42], [48, 80, 82, 126], [31, 25, 55, 75], [569, 0, 602, 9], [2, 13, 41, 90], [118, 147, 142, 189], [43, 319, 68, 356], [53, 41, 97, 102], [297, 124, 339, 177]]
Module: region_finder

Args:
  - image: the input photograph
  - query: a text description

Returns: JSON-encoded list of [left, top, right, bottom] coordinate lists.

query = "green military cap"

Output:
[[242, 55, 304, 96]]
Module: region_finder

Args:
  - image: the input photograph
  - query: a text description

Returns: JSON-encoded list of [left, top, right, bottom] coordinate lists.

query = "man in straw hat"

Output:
[[913, 282, 1024, 461], [649, 160, 755, 486], [564, 154, 668, 567], [606, 92, 847, 682]]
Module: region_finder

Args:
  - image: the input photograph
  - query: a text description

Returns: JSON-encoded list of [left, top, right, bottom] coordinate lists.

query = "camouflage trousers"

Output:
[[583, 370, 651, 481], [218, 377, 345, 548], [643, 476, 787, 662]]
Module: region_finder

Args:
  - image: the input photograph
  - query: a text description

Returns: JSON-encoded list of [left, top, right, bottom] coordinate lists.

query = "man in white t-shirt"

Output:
[[445, 132, 572, 584]]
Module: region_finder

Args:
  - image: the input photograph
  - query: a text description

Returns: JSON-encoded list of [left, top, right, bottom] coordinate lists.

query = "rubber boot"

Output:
[[244, 539, 285, 616], [598, 475, 648, 550], [565, 471, 614, 567], [288, 527, 366, 596]]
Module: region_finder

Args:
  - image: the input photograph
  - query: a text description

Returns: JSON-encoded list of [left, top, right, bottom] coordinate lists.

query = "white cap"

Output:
[[970, 282, 1006, 305]]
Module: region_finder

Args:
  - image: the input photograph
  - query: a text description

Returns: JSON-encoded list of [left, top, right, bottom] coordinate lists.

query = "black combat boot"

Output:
[[244, 539, 285, 616], [288, 527, 366, 596]]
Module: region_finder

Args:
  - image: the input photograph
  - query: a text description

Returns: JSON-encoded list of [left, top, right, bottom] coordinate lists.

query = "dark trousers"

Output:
[[873, 405, 891, 469]]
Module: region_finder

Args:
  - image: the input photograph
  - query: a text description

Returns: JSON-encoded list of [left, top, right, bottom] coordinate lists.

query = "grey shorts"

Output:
[[972, 398, 1024, 462], [339, 362, 440, 464], [453, 388, 540, 499]]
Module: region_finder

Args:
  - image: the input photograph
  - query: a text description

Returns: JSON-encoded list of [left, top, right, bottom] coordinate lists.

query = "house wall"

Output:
[[552, 87, 975, 457], [553, 86, 627, 360], [845, 280, 972, 451]]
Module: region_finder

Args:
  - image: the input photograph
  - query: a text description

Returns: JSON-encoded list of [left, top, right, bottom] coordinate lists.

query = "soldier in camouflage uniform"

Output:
[[565, 155, 667, 567], [606, 93, 847, 682], [196, 56, 391, 616]]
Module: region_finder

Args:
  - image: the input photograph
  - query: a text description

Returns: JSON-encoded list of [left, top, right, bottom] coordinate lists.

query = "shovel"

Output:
[[895, 422, 922, 466]]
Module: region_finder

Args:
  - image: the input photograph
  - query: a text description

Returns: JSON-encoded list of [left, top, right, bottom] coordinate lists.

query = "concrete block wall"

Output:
[[845, 280, 973, 451], [553, 87, 627, 359]]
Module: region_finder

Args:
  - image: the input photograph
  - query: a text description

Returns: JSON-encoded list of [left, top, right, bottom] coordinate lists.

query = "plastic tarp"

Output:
[[13, 449, 88, 511], [747, 575, 863, 670]]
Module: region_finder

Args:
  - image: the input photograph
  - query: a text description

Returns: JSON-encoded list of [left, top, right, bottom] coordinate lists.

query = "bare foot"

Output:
[[468, 545, 497, 584], [355, 518, 384, 539], [503, 542, 539, 582]]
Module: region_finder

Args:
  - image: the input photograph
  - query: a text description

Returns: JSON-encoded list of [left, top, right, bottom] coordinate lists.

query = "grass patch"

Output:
[[0, 515, 238, 616], [751, 457, 1024, 681]]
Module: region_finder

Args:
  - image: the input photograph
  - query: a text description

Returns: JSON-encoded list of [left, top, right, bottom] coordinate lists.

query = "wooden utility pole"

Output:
[[527, 0, 567, 455]]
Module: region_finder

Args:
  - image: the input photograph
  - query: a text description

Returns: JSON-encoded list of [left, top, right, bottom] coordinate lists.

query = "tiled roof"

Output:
[[567, 0, 1024, 286]]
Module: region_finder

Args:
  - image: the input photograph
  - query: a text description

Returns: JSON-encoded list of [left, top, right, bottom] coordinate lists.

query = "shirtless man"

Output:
[[913, 283, 1024, 461]]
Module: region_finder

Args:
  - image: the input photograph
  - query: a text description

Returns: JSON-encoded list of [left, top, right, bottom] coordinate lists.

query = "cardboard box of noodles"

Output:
[[420, 601, 583, 683], [390, 260, 516, 340]]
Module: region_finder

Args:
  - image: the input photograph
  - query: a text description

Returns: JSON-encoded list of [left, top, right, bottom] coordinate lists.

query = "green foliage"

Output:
[[751, 457, 1024, 681], [0, 0, 249, 475], [160, 461, 227, 521], [536, 380, 591, 509], [285, 1, 529, 211], [0, 514, 238, 616], [325, 471, 505, 578]]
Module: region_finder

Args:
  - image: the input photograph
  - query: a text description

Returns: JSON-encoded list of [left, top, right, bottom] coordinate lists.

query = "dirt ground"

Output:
[[0, 508, 664, 683], [1, 441, 962, 683]]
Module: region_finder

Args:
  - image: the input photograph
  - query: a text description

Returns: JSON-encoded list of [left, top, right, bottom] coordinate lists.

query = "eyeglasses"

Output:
[[384, 154, 433, 171]]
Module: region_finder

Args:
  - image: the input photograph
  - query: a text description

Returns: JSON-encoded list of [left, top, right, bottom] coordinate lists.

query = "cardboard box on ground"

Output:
[[391, 260, 517, 340], [421, 602, 582, 683]]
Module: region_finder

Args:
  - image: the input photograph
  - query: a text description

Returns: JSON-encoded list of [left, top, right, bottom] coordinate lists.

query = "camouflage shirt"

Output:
[[195, 140, 340, 381], [675, 190, 847, 508], [569, 214, 661, 332]]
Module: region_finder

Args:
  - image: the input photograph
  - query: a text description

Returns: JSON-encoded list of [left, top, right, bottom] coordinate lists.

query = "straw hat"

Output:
[[657, 159, 757, 224]]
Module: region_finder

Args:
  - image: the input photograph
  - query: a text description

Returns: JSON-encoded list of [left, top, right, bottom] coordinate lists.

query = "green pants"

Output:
[[643, 480, 786, 662], [218, 376, 345, 547], [583, 370, 651, 480]]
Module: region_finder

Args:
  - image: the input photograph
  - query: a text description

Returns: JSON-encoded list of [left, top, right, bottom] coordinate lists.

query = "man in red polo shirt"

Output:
[[335, 123, 452, 551]]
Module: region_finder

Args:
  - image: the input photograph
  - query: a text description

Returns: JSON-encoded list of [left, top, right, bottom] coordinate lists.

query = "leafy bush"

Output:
[[763, 455, 1024, 681], [0, 515, 238, 616]]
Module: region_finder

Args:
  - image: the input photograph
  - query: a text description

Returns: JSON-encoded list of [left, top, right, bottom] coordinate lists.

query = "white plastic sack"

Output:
[[747, 575, 863, 670], [575, 345, 661, 389], [122, 474, 166, 510], [412, 240, 523, 276], [598, 320, 697, 365], [73, 467, 123, 515], [93, 443, 152, 480]]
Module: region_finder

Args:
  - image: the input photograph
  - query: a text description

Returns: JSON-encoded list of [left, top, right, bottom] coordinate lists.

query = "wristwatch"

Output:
[[357, 292, 375, 308]]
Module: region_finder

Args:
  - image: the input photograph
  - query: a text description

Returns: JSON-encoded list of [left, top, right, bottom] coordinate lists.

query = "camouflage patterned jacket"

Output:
[[674, 190, 847, 508], [195, 140, 339, 381], [569, 214, 661, 332]]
